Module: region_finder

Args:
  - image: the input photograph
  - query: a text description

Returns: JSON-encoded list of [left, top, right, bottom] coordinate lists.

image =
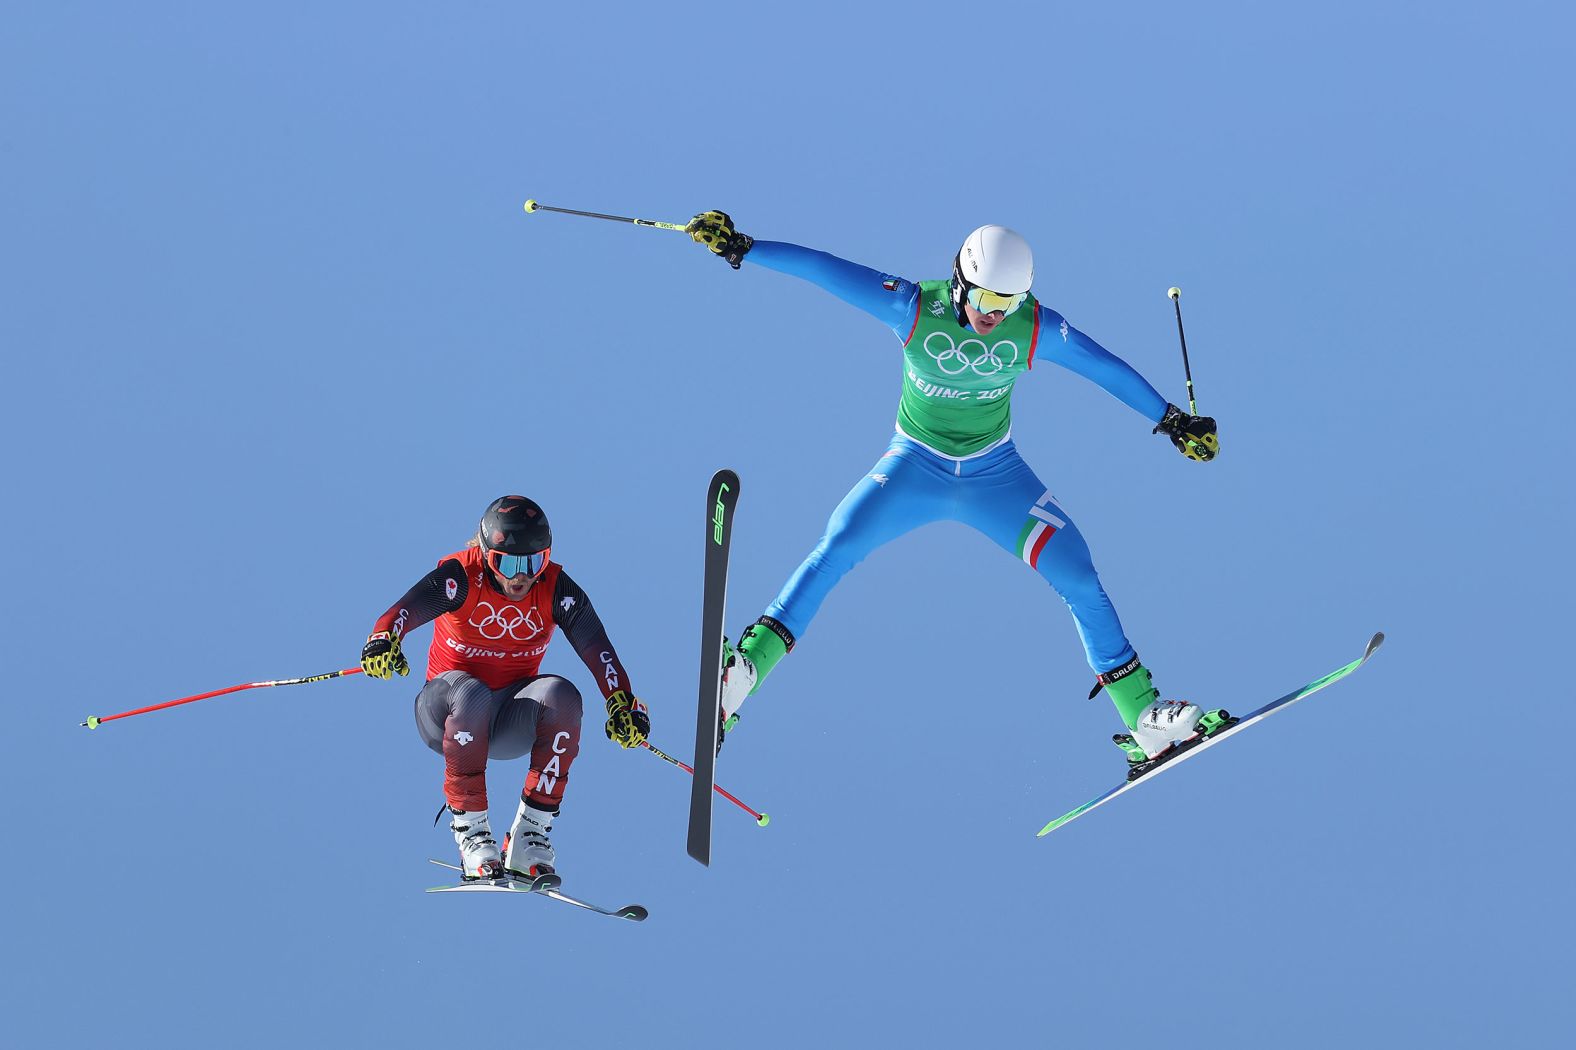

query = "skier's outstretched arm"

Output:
[[685, 210, 918, 338], [553, 570, 649, 748], [361, 559, 469, 678], [1038, 306, 1219, 460], [746, 241, 920, 336], [1035, 306, 1170, 423]]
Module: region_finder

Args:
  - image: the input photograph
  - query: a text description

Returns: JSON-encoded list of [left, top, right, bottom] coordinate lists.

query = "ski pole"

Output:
[[81, 667, 364, 729], [640, 741, 770, 827], [522, 198, 689, 232], [1166, 286, 1199, 415]]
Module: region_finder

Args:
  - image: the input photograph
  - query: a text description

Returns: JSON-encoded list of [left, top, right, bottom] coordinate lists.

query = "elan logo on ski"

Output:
[[713, 482, 731, 546]]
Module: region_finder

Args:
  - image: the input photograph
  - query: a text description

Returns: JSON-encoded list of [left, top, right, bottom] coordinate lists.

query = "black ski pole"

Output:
[[522, 199, 688, 232], [1167, 286, 1198, 415]]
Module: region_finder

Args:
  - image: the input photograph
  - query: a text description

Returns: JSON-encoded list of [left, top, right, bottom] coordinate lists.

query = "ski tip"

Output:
[[617, 905, 649, 922], [1365, 632, 1385, 659], [1036, 813, 1070, 837], [1037, 799, 1096, 838]]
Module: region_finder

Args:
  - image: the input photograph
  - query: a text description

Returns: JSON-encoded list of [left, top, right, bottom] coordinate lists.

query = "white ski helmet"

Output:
[[955, 225, 1034, 295]]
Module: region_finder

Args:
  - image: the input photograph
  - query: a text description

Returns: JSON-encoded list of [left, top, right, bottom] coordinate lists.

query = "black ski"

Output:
[[687, 469, 740, 866]]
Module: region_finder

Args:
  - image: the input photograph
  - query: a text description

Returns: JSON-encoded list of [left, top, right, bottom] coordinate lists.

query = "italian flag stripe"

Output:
[[1015, 519, 1036, 559], [1014, 513, 1052, 564], [1017, 519, 1057, 568]]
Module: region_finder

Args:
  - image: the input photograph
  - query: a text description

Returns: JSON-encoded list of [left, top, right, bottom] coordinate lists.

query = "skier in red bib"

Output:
[[361, 496, 649, 880]]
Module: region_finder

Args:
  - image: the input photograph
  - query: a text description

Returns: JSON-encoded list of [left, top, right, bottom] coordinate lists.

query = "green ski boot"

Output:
[[718, 617, 795, 732], [1095, 656, 1231, 774], [1094, 656, 1160, 730]]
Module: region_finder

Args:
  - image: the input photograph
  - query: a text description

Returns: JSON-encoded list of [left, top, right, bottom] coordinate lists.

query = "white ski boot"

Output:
[[503, 800, 557, 878], [450, 809, 503, 880], [1128, 699, 1205, 759], [718, 640, 757, 720]]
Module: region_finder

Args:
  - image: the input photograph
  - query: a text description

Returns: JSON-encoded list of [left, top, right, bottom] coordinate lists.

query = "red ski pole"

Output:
[[81, 667, 364, 729], [640, 741, 770, 827]]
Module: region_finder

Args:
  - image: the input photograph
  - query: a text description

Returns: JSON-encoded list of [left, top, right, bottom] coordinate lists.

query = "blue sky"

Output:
[[3, 2, 1570, 1046]]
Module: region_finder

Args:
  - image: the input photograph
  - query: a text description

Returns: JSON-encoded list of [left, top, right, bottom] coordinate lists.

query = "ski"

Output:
[[1038, 632, 1385, 837], [687, 469, 740, 866], [425, 860, 648, 921], [538, 885, 649, 922], [425, 860, 561, 894]]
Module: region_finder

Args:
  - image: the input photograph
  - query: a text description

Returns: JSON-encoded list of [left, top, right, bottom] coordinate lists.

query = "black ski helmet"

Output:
[[478, 495, 551, 557]]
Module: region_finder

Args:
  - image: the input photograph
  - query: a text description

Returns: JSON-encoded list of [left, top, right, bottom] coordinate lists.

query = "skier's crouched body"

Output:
[[361, 496, 649, 881], [414, 671, 582, 880], [414, 672, 583, 822]]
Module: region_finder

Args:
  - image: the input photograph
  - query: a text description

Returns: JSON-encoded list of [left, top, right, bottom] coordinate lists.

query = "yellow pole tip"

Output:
[[757, 813, 771, 827], [522, 200, 538, 213], [1167, 287, 1181, 300], [86, 717, 101, 729]]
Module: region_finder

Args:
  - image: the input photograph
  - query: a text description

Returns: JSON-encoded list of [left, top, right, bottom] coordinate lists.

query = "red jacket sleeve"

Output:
[[370, 558, 468, 639]]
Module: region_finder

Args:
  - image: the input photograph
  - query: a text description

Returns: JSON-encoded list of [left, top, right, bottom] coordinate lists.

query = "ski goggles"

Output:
[[486, 548, 549, 579], [965, 285, 1028, 317]]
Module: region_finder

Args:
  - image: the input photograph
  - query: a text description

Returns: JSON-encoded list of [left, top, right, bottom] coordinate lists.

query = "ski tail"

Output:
[[687, 469, 740, 866]]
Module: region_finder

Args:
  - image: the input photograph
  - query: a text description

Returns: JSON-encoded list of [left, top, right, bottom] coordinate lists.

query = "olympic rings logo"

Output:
[[921, 331, 1020, 377], [468, 601, 543, 641]]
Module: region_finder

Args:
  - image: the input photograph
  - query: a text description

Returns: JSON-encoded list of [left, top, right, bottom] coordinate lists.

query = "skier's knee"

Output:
[[414, 679, 454, 754], [536, 675, 583, 726], [1037, 556, 1106, 607], [809, 532, 861, 577]]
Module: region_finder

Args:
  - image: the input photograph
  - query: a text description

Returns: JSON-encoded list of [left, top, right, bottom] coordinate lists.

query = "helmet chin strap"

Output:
[[950, 254, 973, 329]]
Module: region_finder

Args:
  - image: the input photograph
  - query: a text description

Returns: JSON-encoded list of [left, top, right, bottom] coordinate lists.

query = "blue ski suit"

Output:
[[744, 240, 1171, 675]]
